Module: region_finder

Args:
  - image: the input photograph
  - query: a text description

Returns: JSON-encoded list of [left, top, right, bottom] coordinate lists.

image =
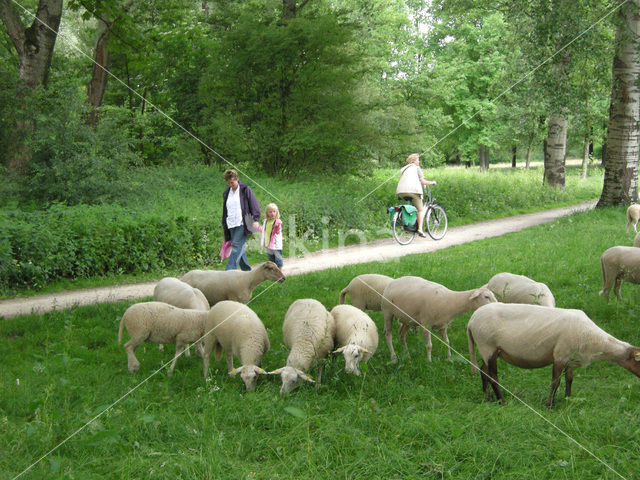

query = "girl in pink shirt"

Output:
[[259, 203, 283, 267]]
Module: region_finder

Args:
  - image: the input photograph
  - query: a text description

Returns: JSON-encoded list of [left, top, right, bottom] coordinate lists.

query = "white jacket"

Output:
[[396, 163, 424, 195]]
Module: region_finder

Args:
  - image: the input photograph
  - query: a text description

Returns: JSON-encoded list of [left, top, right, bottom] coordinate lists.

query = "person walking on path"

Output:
[[396, 153, 436, 237], [259, 203, 283, 267], [222, 169, 261, 271]]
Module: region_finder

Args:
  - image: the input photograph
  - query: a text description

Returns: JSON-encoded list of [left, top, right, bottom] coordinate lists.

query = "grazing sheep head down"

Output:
[[229, 365, 268, 392], [263, 261, 286, 283], [334, 344, 369, 376], [269, 366, 315, 395]]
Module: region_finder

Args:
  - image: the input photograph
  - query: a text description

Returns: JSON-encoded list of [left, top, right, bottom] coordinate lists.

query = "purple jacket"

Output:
[[222, 181, 261, 241]]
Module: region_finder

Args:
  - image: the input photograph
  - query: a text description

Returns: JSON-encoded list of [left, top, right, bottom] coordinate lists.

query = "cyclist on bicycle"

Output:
[[396, 153, 436, 237]]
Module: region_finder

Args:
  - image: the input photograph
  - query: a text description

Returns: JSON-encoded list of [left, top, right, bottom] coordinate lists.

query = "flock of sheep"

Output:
[[117, 207, 640, 405]]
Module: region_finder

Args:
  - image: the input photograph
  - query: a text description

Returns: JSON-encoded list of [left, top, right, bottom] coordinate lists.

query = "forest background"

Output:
[[1, 0, 639, 294]]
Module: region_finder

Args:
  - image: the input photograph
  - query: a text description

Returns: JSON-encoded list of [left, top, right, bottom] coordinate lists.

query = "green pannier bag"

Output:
[[387, 205, 417, 227]]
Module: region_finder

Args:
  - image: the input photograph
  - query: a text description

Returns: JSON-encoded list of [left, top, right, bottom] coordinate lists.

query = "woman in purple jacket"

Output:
[[222, 169, 261, 271]]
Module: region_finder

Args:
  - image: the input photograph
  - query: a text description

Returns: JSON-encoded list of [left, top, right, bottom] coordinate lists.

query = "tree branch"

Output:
[[0, 0, 26, 56]]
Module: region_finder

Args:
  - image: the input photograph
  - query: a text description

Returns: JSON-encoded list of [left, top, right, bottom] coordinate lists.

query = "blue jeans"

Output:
[[226, 226, 251, 271], [267, 248, 283, 268]]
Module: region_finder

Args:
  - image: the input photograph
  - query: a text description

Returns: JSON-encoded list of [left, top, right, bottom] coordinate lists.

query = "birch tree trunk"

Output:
[[543, 112, 567, 188], [598, 1, 640, 206]]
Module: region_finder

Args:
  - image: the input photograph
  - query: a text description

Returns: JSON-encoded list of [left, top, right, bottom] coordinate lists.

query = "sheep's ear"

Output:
[[360, 347, 370, 354], [298, 370, 315, 383], [229, 367, 243, 377], [267, 368, 284, 375], [333, 346, 345, 354], [256, 367, 268, 375], [470, 290, 481, 299]]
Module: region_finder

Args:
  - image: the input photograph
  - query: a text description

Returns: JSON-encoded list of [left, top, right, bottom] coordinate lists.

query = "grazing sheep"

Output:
[[330, 304, 379, 376], [270, 299, 335, 395], [118, 302, 207, 375], [633, 231, 640, 248], [181, 261, 285, 305], [202, 300, 270, 391], [484, 272, 555, 307], [599, 246, 640, 300], [339, 274, 394, 311], [381, 276, 497, 363], [467, 303, 640, 406], [627, 204, 640, 233], [153, 277, 210, 356]]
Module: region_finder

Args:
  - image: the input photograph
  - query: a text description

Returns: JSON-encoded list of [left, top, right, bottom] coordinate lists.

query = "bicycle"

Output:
[[388, 185, 448, 245]]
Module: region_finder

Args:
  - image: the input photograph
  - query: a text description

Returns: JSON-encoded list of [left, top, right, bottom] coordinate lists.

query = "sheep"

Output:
[[627, 204, 640, 233], [599, 245, 640, 300], [118, 301, 207, 375], [202, 300, 270, 391], [339, 273, 394, 311], [467, 303, 640, 406], [270, 299, 335, 395], [633, 231, 640, 248], [153, 277, 210, 357], [381, 276, 497, 363], [330, 304, 378, 376], [181, 261, 285, 306], [484, 272, 555, 307]]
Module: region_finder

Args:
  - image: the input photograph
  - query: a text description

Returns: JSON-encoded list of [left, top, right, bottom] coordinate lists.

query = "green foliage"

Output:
[[0, 163, 603, 294], [3, 208, 640, 478]]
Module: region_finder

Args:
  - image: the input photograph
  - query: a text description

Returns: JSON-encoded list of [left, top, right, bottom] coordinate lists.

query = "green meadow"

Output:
[[3, 200, 640, 479]]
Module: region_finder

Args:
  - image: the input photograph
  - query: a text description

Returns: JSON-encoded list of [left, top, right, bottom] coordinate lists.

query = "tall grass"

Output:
[[2, 205, 639, 479]]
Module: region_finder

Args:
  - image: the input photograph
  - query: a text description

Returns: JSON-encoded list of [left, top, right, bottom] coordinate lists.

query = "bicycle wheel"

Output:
[[392, 210, 416, 245], [425, 205, 448, 240]]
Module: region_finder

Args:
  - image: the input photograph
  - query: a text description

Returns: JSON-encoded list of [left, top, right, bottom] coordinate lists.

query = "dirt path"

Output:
[[0, 200, 597, 319]]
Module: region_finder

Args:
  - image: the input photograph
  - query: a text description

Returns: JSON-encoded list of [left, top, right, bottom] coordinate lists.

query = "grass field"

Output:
[[2, 204, 640, 479]]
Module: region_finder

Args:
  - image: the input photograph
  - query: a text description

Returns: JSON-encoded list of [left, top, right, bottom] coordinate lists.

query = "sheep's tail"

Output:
[[339, 287, 348, 305], [118, 313, 126, 345], [467, 326, 478, 376]]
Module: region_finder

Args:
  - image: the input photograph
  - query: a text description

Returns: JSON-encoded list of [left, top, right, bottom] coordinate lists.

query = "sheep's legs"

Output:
[[421, 328, 432, 362], [440, 327, 451, 361], [225, 351, 234, 372], [383, 312, 398, 363], [399, 324, 409, 353], [481, 352, 503, 403], [614, 277, 622, 299], [124, 339, 142, 373], [546, 361, 567, 407], [168, 343, 187, 375], [564, 367, 574, 398], [203, 353, 210, 379]]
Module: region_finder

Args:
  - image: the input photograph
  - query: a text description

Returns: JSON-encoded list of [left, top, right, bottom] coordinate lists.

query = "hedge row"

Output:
[[0, 204, 220, 293]]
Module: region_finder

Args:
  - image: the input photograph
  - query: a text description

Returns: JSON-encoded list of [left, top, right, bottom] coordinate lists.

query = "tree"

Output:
[[598, 0, 640, 206]]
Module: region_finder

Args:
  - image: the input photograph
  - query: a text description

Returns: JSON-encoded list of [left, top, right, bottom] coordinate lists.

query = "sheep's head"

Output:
[[469, 288, 498, 308], [268, 366, 314, 395], [229, 365, 267, 391], [620, 347, 640, 377], [334, 344, 369, 376], [262, 261, 286, 284]]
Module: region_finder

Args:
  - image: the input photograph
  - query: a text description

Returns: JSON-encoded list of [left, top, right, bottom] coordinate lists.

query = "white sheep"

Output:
[[181, 261, 285, 305], [484, 272, 555, 307], [633, 231, 640, 248], [153, 277, 210, 356], [339, 273, 393, 311], [202, 300, 270, 391], [330, 304, 378, 376], [599, 245, 640, 300], [467, 303, 640, 406], [270, 298, 335, 394], [118, 301, 207, 375], [381, 276, 497, 363], [627, 204, 640, 233]]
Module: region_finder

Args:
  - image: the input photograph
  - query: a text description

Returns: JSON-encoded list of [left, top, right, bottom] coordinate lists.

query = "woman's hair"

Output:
[[406, 153, 420, 164], [265, 203, 280, 219], [224, 169, 238, 181]]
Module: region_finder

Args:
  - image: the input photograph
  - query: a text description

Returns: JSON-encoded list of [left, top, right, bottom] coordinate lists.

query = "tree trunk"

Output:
[[581, 136, 589, 179], [598, 1, 640, 206], [525, 132, 535, 169], [86, 17, 110, 127], [511, 145, 517, 168], [478, 144, 489, 171], [1, 0, 63, 171], [543, 112, 567, 188]]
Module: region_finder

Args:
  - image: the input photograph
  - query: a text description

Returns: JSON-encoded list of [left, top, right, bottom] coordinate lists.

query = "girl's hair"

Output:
[[406, 153, 419, 164], [265, 203, 280, 219]]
